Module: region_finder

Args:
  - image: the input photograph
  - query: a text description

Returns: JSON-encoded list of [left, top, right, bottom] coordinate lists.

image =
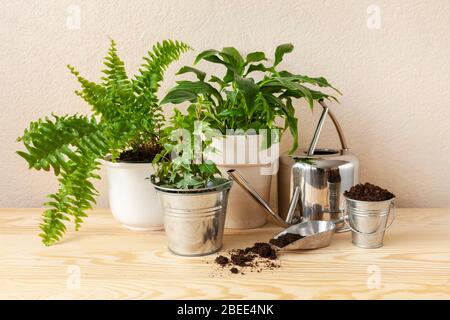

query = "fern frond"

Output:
[[18, 39, 190, 245], [100, 40, 134, 101], [67, 65, 121, 121], [40, 157, 100, 245], [134, 40, 191, 96], [17, 115, 109, 245], [132, 40, 191, 140], [101, 41, 128, 84], [17, 115, 107, 174]]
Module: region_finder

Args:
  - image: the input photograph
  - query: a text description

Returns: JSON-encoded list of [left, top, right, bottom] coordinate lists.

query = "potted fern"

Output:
[[161, 43, 340, 229], [17, 39, 190, 245], [151, 101, 232, 256]]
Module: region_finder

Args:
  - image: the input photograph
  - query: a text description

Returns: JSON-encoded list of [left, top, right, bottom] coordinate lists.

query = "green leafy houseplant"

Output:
[[161, 43, 341, 153], [152, 99, 224, 189], [17, 39, 190, 245], [150, 101, 232, 257]]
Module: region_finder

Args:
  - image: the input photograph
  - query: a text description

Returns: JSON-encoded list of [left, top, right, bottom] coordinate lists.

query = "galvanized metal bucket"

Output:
[[342, 196, 395, 248], [153, 179, 232, 256]]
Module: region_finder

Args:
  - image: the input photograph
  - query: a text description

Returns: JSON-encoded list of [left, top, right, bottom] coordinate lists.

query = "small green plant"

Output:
[[17, 39, 190, 245], [161, 43, 340, 153], [152, 99, 223, 189]]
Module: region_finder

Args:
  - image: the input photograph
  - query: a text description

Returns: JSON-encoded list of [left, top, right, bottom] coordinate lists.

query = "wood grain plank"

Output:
[[0, 208, 449, 299]]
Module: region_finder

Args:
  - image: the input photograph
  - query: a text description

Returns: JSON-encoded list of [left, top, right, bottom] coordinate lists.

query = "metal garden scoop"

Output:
[[227, 169, 347, 250], [270, 219, 345, 250]]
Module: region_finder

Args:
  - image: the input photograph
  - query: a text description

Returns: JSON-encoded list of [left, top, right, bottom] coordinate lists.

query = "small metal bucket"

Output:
[[342, 196, 395, 248], [153, 179, 232, 256]]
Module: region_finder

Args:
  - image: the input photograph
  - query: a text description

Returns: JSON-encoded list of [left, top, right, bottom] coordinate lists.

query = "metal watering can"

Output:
[[227, 101, 360, 249], [278, 100, 360, 230]]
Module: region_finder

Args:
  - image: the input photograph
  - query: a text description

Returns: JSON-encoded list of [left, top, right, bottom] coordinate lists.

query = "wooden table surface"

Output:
[[0, 208, 449, 299]]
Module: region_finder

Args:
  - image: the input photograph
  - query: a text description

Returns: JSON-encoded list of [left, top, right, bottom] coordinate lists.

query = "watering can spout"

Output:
[[227, 169, 300, 227]]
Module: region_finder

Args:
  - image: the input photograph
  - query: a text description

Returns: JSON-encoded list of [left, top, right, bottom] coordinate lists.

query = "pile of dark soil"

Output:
[[213, 242, 279, 275], [236, 242, 277, 260], [230, 252, 255, 267], [214, 255, 229, 267], [344, 183, 395, 202], [269, 233, 304, 248]]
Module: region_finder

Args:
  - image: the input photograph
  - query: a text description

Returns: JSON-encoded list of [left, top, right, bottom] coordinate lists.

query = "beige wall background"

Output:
[[1, 0, 449, 208]]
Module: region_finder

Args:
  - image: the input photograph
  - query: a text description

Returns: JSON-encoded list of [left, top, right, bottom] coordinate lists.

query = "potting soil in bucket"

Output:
[[343, 183, 396, 248]]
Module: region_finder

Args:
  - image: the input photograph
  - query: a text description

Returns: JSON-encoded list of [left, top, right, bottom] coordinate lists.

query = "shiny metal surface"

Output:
[[279, 101, 358, 228], [343, 197, 396, 248], [307, 105, 329, 156], [153, 180, 232, 256], [271, 220, 337, 250], [278, 149, 359, 229], [285, 186, 301, 224]]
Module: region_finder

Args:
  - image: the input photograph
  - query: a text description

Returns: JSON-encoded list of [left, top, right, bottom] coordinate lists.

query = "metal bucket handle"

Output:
[[334, 215, 351, 233], [341, 200, 396, 235]]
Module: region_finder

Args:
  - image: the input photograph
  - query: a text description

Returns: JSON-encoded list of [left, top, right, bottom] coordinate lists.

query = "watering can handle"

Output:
[[318, 100, 348, 151]]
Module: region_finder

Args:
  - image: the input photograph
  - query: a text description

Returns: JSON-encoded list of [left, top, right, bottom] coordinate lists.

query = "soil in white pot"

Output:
[[116, 145, 161, 162]]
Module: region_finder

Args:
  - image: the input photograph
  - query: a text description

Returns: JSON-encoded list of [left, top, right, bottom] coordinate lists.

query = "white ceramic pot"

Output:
[[101, 159, 163, 231], [209, 135, 279, 229]]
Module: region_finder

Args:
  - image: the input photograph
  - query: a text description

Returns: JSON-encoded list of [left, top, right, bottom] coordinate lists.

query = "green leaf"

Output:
[[209, 75, 226, 88], [165, 81, 222, 104], [175, 173, 203, 189], [263, 94, 298, 154], [161, 81, 222, 105], [245, 63, 269, 75], [223, 69, 235, 83], [220, 47, 245, 75], [246, 51, 266, 63], [194, 49, 221, 64], [160, 90, 198, 104], [276, 77, 314, 109], [176, 66, 206, 81], [16, 151, 35, 168], [278, 72, 342, 95], [274, 43, 294, 67], [235, 76, 259, 109], [217, 108, 245, 117], [309, 89, 340, 103], [284, 98, 299, 154], [199, 163, 218, 175]]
